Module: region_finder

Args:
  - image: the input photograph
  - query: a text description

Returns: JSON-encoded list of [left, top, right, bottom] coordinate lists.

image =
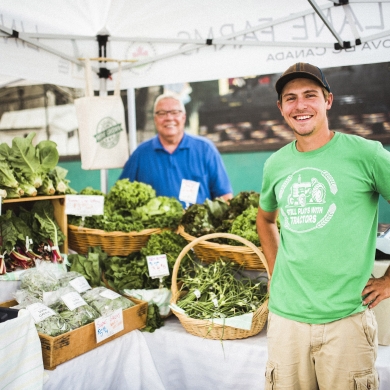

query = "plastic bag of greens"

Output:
[[46, 286, 100, 329], [13, 290, 71, 336], [58, 271, 88, 289], [20, 263, 61, 300], [82, 286, 134, 317]]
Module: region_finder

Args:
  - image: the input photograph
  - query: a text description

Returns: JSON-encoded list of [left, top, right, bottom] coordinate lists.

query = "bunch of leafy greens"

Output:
[[229, 206, 260, 246], [48, 166, 77, 194], [0, 147, 18, 189], [7, 132, 59, 189], [0, 133, 76, 198], [180, 191, 261, 245], [104, 231, 192, 291], [104, 253, 150, 291], [142, 303, 164, 333], [28, 200, 66, 248], [140, 230, 191, 275], [181, 199, 229, 237], [68, 179, 184, 232], [68, 246, 106, 287]]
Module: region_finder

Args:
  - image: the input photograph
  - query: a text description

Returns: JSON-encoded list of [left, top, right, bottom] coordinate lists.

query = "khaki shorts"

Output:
[[265, 310, 379, 390]]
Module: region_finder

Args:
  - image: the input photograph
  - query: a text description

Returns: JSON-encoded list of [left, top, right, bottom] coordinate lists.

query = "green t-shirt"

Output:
[[260, 132, 390, 324]]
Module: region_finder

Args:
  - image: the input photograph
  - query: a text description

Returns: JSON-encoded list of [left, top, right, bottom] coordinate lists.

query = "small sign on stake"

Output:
[[146, 254, 170, 280], [179, 179, 200, 206]]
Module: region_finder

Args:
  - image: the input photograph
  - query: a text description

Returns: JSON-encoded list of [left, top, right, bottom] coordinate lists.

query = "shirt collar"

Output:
[[152, 133, 190, 151]]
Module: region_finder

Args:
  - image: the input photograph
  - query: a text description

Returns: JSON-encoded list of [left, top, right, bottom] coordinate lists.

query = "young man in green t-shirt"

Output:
[[257, 62, 390, 389]]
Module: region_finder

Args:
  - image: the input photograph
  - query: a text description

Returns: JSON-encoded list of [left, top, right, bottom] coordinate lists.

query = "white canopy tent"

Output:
[[1, 0, 390, 90], [1, 0, 390, 189]]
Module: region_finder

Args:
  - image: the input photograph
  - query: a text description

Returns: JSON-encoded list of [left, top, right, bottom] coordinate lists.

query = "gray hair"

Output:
[[153, 92, 186, 114]]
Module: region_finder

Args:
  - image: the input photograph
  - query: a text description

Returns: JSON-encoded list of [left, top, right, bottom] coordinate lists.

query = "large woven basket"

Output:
[[178, 225, 267, 271], [170, 232, 269, 340], [68, 224, 164, 256]]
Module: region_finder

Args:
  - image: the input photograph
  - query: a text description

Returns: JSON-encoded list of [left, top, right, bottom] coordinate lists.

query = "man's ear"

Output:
[[326, 93, 334, 110]]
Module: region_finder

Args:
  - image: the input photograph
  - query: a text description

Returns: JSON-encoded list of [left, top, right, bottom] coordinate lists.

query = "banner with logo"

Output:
[[74, 59, 129, 170]]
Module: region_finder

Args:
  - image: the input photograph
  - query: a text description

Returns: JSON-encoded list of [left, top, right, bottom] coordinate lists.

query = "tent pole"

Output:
[[127, 88, 137, 154], [99, 77, 109, 194]]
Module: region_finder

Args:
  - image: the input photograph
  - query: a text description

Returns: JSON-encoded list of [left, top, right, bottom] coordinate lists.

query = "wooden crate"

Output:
[[1, 296, 147, 370], [2, 195, 68, 253]]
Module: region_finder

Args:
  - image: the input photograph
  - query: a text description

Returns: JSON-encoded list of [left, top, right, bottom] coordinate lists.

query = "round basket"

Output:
[[68, 224, 164, 256], [177, 225, 267, 271], [170, 232, 269, 340]]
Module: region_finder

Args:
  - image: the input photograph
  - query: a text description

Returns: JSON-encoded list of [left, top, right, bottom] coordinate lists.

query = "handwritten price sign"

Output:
[[65, 195, 104, 217], [146, 254, 169, 279], [179, 179, 200, 205], [94, 309, 124, 343]]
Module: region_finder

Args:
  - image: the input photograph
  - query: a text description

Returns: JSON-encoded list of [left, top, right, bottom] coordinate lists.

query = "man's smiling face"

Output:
[[154, 98, 186, 145], [277, 78, 333, 138]]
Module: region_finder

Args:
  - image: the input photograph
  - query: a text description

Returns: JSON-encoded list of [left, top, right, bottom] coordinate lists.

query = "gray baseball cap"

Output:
[[275, 62, 331, 99]]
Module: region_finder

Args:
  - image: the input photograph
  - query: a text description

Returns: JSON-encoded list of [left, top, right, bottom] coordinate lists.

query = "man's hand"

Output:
[[362, 274, 390, 308]]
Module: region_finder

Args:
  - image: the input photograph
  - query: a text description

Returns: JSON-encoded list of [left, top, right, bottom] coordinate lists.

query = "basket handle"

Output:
[[171, 232, 269, 301]]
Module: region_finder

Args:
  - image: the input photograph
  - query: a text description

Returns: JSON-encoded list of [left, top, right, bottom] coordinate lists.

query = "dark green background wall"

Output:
[[60, 145, 390, 223]]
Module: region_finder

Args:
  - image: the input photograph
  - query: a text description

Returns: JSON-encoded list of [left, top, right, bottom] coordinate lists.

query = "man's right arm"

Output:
[[256, 206, 280, 278]]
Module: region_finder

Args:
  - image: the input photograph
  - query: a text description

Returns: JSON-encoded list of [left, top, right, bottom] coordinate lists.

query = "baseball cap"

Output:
[[275, 62, 331, 99]]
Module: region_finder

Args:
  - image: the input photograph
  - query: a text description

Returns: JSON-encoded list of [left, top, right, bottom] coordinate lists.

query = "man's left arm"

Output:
[[362, 199, 390, 308]]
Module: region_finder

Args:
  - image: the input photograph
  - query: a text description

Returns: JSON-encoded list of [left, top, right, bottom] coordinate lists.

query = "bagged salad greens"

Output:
[[13, 290, 71, 336], [46, 286, 100, 329], [58, 271, 86, 288], [82, 286, 134, 317], [19, 261, 62, 299]]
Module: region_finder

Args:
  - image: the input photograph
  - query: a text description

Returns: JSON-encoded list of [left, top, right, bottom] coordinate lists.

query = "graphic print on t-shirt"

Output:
[[278, 168, 338, 233]]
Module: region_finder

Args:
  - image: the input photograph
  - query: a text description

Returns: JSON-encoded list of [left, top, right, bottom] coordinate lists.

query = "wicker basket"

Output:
[[177, 225, 267, 271], [170, 232, 269, 340], [68, 224, 164, 256]]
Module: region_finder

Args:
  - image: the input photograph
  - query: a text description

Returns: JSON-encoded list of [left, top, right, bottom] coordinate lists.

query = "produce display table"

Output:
[[42, 316, 390, 390]]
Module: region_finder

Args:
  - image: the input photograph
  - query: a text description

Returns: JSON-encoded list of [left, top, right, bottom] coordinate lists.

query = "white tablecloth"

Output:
[[41, 316, 390, 390]]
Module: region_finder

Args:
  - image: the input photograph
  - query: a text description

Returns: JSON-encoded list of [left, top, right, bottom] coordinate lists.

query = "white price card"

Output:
[[65, 195, 104, 217], [69, 276, 92, 293], [100, 289, 121, 300], [26, 302, 56, 324], [61, 291, 87, 311], [95, 309, 124, 343], [146, 254, 170, 279], [179, 179, 200, 205]]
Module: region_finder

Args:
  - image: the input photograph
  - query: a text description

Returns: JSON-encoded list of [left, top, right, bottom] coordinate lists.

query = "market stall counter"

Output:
[[42, 316, 390, 390]]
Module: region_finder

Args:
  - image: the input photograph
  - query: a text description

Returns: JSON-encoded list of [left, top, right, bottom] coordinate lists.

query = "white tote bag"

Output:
[[75, 59, 129, 170]]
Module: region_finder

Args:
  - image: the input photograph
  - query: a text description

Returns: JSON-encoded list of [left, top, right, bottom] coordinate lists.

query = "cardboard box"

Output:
[[1, 297, 148, 370]]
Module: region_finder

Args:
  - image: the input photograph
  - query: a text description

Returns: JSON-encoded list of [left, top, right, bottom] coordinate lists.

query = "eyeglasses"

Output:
[[154, 110, 183, 117]]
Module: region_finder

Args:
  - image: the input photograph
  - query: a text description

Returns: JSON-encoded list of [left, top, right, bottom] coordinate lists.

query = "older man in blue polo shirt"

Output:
[[119, 92, 233, 206]]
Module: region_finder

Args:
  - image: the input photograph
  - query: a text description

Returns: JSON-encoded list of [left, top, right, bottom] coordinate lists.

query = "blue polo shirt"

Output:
[[119, 133, 232, 205]]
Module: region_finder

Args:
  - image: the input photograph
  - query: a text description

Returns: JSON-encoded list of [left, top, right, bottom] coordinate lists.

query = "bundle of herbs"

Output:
[[176, 258, 268, 321], [68, 179, 184, 232], [180, 191, 261, 245]]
